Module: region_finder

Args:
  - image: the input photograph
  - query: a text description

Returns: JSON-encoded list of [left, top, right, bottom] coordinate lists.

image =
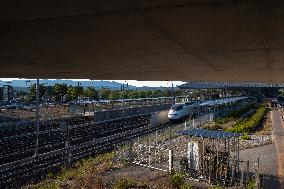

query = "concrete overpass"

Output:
[[179, 81, 284, 90], [179, 81, 282, 99], [1, 0, 284, 82]]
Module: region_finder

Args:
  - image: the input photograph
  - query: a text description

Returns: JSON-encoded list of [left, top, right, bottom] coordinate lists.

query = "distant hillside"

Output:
[[0, 80, 177, 92], [0, 80, 137, 89]]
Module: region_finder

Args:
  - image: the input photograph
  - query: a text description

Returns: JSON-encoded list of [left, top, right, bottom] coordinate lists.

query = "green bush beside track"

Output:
[[226, 106, 267, 134]]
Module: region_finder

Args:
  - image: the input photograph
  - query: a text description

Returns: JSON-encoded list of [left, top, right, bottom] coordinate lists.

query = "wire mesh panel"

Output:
[[132, 125, 189, 172], [133, 136, 169, 172]]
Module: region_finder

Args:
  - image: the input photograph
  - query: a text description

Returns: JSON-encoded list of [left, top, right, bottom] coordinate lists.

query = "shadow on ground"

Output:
[[260, 174, 284, 189]]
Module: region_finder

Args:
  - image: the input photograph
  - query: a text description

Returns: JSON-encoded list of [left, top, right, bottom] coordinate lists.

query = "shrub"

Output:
[[170, 172, 185, 188], [209, 103, 257, 131], [246, 179, 256, 189], [215, 117, 232, 125], [208, 184, 223, 189], [57, 152, 115, 181], [180, 183, 193, 189], [33, 182, 60, 189], [226, 103, 257, 119], [209, 123, 223, 130], [241, 133, 251, 140], [226, 106, 267, 134], [113, 177, 136, 189]]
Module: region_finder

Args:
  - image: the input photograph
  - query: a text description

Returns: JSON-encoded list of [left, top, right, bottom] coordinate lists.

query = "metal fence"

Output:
[[127, 113, 263, 188], [0, 113, 181, 188]]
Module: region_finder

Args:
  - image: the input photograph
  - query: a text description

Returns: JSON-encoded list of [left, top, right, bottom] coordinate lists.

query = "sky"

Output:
[[0, 78, 185, 87], [110, 80, 185, 87]]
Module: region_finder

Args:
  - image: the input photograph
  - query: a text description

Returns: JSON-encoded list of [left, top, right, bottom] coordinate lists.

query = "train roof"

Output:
[[199, 96, 248, 106], [173, 100, 199, 106]]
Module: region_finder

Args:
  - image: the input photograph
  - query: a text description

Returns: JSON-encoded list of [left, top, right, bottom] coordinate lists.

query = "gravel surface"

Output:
[[0, 105, 71, 121], [239, 144, 277, 175], [240, 134, 272, 150]]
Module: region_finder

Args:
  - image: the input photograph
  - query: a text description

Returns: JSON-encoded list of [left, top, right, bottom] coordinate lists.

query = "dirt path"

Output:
[[270, 110, 284, 188], [104, 165, 209, 189], [271, 110, 284, 176]]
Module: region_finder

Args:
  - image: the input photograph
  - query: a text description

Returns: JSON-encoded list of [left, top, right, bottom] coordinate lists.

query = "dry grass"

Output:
[[0, 105, 71, 120], [24, 151, 193, 189], [24, 152, 119, 189], [256, 110, 272, 135]]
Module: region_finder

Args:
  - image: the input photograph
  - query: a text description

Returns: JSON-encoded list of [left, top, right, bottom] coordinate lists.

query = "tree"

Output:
[[121, 91, 129, 99], [100, 88, 112, 100], [109, 90, 121, 100], [153, 90, 162, 97], [29, 83, 46, 102], [162, 89, 172, 97], [138, 91, 147, 98], [128, 90, 139, 99], [175, 89, 183, 96], [52, 83, 68, 101], [83, 87, 99, 100], [145, 90, 152, 98], [66, 86, 76, 101], [66, 86, 84, 101], [74, 86, 84, 99]]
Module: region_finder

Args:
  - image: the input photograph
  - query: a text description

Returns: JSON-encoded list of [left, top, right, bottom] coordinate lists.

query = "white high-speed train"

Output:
[[168, 101, 201, 121], [168, 96, 249, 121]]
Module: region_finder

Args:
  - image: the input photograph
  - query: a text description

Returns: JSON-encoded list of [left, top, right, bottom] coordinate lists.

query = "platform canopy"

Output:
[[179, 82, 284, 90], [177, 128, 241, 139], [1, 0, 284, 82]]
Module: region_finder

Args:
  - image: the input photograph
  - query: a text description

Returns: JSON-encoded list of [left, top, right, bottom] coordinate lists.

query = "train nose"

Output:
[[168, 110, 179, 119]]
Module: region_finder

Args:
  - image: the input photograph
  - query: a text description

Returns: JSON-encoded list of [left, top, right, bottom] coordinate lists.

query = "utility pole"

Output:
[[171, 83, 174, 105], [35, 79, 40, 157], [122, 83, 124, 109]]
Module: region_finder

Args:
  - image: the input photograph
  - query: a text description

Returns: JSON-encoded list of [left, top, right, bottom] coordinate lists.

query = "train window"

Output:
[[185, 101, 194, 105], [171, 104, 183, 111]]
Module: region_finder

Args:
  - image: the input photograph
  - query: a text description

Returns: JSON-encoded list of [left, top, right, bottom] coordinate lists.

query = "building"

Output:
[[0, 85, 14, 101]]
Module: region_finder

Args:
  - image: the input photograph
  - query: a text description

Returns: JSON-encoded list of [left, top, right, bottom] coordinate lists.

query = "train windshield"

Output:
[[185, 101, 195, 105], [170, 104, 183, 111]]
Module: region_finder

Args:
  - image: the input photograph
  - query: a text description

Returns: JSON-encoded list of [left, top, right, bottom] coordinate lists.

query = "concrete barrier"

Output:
[[94, 104, 171, 122]]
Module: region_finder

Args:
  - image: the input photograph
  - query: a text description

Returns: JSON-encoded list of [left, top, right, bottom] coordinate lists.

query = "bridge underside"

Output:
[[1, 0, 284, 82]]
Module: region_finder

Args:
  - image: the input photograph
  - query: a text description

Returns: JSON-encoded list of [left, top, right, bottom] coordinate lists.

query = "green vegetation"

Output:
[[226, 106, 267, 134], [241, 133, 251, 140], [28, 152, 116, 189], [207, 123, 223, 131], [113, 177, 136, 189], [208, 185, 223, 189], [246, 179, 256, 189], [207, 103, 268, 135], [180, 184, 193, 189], [214, 117, 233, 125], [26, 83, 182, 102], [31, 182, 60, 189], [58, 152, 114, 181], [29, 83, 48, 101], [207, 103, 257, 131], [226, 103, 256, 119], [170, 172, 186, 188]]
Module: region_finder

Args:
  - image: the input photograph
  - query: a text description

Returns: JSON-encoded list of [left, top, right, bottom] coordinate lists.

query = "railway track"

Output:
[[0, 114, 176, 189]]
